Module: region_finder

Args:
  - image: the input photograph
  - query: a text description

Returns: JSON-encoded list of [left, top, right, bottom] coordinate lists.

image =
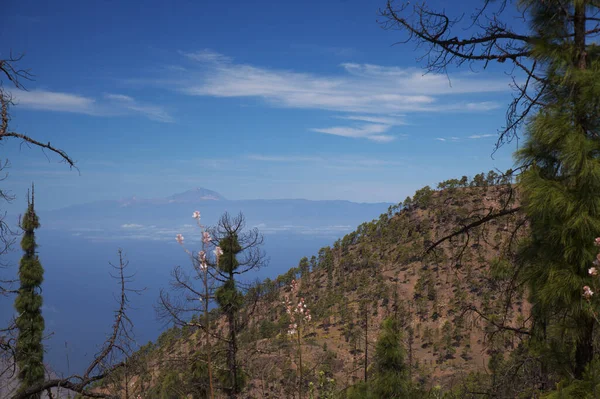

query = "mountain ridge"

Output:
[[45, 188, 391, 212], [94, 174, 529, 397]]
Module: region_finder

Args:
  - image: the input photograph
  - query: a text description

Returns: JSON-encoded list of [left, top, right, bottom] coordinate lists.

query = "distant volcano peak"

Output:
[[167, 187, 225, 202]]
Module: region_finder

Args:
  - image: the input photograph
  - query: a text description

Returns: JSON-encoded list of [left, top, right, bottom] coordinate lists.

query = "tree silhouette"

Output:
[[14, 186, 44, 397], [211, 212, 267, 398], [380, 0, 600, 382]]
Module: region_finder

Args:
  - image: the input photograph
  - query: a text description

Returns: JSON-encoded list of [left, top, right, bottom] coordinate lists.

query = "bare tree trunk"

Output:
[[364, 309, 368, 383], [574, 316, 594, 379], [227, 270, 239, 399], [226, 309, 238, 398], [408, 326, 413, 382], [574, 1, 587, 70], [204, 271, 215, 399], [297, 328, 303, 399]]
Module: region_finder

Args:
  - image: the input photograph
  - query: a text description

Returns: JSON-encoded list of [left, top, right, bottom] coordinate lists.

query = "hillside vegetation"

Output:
[[94, 171, 539, 398]]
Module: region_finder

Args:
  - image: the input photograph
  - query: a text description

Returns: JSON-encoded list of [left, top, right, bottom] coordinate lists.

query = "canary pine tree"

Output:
[[515, 0, 600, 379], [382, 0, 600, 381], [14, 187, 45, 396], [215, 228, 245, 397], [347, 317, 414, 399], [212, 212, 265, 398]]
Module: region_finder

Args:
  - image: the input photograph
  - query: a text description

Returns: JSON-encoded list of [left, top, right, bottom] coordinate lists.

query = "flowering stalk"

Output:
[[176, 211, 221, 399], [283, 279, 311, 399], [583, 238, 600, 325]]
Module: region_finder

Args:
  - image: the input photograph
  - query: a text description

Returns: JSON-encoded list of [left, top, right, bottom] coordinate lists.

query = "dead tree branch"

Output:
[[10, 250, 140, 399]]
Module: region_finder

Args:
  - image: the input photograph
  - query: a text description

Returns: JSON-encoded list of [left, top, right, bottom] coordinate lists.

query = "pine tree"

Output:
[[212, 212, 266, 398], [14, 186, 45, 397], [515, 1, 600, 379], [347, 317, 414, 399], [215, 227, 244, 397], [370, 317, 411, 398], [380, 0, 600, 382]]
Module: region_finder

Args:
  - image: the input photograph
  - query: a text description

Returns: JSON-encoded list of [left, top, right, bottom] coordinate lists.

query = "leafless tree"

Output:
[[0, 52, 77, 294], [0, 52, 78, 385], [6, 249, 141, 399], [378, 0, 600, 149], [1, 52, 75, 167], [157, 216, 220, 399]]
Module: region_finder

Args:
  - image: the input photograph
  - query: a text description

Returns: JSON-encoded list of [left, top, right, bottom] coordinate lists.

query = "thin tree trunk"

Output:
[[204, 270, 214, 399], [574, 1, 587, 70], [227, 310, 238, 398], [364, 309, 368, 383], [228, 271, 239, 398], [574, 316, 594, 379], [408, 327, 413, 382], [297, 327, 303, 399]]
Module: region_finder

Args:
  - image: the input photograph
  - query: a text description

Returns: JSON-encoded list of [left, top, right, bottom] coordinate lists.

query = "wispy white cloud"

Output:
[[104, 93, 173, 122], [468, 134, 496, 139], [246, 154, 321, 162], [311, 123, 395, 142], [104, 94, 134, 102], [177, 55, 437, 114], [121, 223, 144, 229], [437, 134, 495, 142], [12, 90, 172, 122], [337, 114, 406, 125], [148, 49, 509, 141], [339, 63, 508, 96], [14, 90, 96, 113], [182, 49, 233, 64], [464, 102, 499, 111]]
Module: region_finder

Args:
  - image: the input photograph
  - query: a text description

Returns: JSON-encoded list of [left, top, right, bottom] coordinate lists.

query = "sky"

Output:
[[2, 0, 525, 211]]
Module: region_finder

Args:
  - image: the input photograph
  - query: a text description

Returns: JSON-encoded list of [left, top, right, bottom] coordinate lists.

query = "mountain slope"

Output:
[[96, 177, 529, 397]]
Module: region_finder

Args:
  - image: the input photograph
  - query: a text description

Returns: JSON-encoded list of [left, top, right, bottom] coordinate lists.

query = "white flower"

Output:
[[176, 234, 184, 244], [590, 267, 598, 276], [214, 246, 223, 257], [192, 211, 201, 220], [583, 285, 594, 299], [202, 231, 212, 244]]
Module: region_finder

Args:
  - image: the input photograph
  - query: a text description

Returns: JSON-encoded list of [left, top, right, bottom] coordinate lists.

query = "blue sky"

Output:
[[3, 0, 523, 211]]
